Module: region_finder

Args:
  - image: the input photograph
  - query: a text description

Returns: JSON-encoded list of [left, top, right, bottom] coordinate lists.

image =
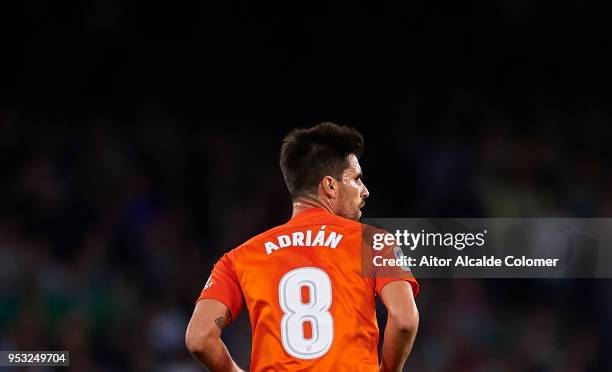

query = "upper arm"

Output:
[[187, 251, 244, 351], [185, 299, 232, 350], [197, 252, 245, 321], [380, 281, 419, 328]]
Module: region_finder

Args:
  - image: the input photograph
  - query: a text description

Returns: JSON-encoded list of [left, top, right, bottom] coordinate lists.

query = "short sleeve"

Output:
[[197, 252, 244, 321], [375, 276, 419, 298], [369, 233, 420, 298]]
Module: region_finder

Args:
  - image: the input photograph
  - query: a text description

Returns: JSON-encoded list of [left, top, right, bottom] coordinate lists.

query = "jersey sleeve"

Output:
[[362, 225, 420, 298], [375, 273, 419, 298], [197, 251, 244, 321], [373, 242, 420, 297]]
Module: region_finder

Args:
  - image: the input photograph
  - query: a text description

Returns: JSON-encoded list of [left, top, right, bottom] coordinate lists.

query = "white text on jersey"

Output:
[[264, 225, 343, 254]]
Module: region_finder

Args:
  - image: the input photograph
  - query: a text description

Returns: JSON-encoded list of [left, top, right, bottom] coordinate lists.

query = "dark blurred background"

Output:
[[1, 1, 612, 371]]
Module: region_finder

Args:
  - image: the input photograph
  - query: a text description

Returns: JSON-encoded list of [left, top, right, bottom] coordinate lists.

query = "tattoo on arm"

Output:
[[214, 310, 233, 330]]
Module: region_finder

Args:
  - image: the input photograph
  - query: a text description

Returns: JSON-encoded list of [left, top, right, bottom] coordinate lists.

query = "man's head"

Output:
[[280, 122, 369, 221]]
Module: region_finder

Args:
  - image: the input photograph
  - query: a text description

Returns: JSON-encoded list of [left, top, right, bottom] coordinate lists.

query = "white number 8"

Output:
[[278, 267, 334, 359]]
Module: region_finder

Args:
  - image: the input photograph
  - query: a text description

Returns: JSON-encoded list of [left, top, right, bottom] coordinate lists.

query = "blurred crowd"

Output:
[[0, 97, 611, 371]]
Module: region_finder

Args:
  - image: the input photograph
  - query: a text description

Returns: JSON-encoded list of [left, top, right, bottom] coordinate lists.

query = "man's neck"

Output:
[[292, 195, 334, 218]]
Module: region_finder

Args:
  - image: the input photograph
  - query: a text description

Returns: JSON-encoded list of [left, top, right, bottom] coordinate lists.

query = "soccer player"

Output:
[[185, 123, 419, 371]]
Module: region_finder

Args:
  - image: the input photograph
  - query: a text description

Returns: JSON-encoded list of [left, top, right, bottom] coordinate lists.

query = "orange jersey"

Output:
[[197, 207, 419, 371]]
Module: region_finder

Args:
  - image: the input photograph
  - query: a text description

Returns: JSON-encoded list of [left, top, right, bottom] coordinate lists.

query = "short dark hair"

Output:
[[280, 122, 364, 199]]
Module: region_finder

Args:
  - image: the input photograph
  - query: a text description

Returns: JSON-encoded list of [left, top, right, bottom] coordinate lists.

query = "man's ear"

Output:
[[320, 176, 337, 198]]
